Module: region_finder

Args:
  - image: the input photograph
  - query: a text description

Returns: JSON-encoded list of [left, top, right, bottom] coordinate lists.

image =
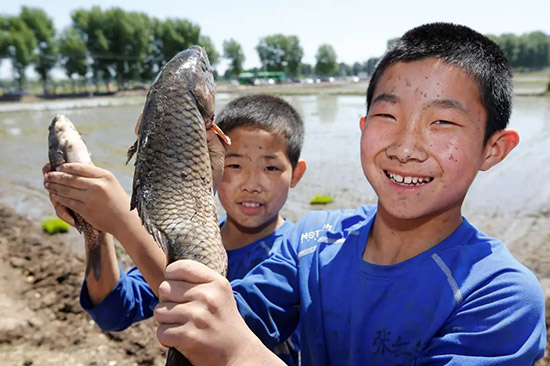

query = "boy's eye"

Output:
[[373, 113, 395, 120], [226, 164, 241, 169], [266, 166, 280, 172], [433, 120, 457, 126]]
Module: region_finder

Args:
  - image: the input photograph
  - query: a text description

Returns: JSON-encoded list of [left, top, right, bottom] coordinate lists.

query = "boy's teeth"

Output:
[[242, 202, 260, 208], [386, 171, 433, 186]]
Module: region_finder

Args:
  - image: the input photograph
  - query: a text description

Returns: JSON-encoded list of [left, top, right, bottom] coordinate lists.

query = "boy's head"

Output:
[[366, 22, 512, 144], [216, 94, 304, 169], [215, 94, 306, 237], [360, 23, 519, 222]]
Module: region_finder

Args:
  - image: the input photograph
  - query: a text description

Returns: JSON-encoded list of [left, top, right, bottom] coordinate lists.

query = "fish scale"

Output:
[[127, 46, 227, 366]]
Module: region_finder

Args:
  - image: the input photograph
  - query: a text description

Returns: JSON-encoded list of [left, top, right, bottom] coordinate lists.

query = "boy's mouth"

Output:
[[240, 202, 262, 208], [384, 170, 434, 186]]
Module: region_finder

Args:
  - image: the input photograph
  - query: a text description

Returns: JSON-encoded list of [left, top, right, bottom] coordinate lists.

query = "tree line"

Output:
[[1, 6, 549, 93]]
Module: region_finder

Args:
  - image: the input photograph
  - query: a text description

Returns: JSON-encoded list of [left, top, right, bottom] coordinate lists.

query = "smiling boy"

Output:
[[154, 23, 546, 366]]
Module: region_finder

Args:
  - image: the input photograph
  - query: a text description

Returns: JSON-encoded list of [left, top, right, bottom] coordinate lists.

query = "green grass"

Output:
[[310, 194, 334, 205], [41, 217, 70, 234]]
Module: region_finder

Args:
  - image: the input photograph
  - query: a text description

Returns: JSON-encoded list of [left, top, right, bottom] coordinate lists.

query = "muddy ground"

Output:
[[0, 202, 548, 365]]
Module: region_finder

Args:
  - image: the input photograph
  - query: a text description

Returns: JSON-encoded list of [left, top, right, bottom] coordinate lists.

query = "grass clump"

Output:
[[41, 217, 70, 234], [310, 194, 334, 205]]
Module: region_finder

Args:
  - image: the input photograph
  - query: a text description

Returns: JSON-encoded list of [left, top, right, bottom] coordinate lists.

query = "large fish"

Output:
[[127, 46, 228, 365], [48, 115, 102, 281]]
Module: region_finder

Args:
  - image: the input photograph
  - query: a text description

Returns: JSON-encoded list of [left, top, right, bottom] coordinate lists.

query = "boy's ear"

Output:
[[290, 160, 307, 188], [480, 129, 519, 171], [359, 116, 366, 131]]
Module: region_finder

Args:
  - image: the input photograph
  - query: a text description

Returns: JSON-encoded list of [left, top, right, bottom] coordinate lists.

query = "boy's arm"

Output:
[[81, 266, 158, 331], [417, 270, 546, 365], [155, 260, 286, 366], [43, 163, 166, 296]]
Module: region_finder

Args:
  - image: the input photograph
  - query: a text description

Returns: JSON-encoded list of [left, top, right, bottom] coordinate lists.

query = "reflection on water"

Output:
[[0, 93, 549, 223]]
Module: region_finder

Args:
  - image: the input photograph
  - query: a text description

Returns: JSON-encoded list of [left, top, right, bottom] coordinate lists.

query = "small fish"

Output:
[[127, 46, 228, 365], [48, 115, 102, 281]]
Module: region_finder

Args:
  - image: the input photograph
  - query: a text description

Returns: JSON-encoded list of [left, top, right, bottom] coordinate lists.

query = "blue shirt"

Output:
[[80, 219, 300, 365], [232, 205, 546, 366]]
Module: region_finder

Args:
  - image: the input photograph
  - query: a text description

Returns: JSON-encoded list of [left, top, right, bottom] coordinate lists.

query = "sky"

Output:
[[2, 0, 550, 79]]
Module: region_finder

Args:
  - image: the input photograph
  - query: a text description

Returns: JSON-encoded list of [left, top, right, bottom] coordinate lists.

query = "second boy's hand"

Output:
[[155, 259, 285, 366]]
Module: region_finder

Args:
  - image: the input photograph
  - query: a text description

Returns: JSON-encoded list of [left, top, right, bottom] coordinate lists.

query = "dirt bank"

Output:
[[0, 204, 165, 366]]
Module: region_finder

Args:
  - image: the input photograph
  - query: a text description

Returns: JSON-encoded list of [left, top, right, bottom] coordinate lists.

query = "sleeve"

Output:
[[80, 266, 159, 332], [415, 269, 547, 365], [231, 230, 301, 350]]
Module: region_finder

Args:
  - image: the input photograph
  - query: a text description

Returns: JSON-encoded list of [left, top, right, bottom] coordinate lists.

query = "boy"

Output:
[[43, 94, 306, 365], [154, 23, 547, 365]]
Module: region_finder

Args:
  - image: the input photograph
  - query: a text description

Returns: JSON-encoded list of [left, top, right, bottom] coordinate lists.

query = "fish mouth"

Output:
[[384, 170, 434, 186]]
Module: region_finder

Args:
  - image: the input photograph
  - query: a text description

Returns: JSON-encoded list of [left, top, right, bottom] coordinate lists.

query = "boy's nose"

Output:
[[240, 171, 263, 193], [385, 130, 428, 163]]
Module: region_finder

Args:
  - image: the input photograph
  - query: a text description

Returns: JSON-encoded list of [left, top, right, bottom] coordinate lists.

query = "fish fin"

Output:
[[134, 194, 169, 254], [126, 140, 138, 165]]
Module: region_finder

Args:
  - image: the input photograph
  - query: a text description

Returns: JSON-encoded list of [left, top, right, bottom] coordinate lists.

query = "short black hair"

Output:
[[366, 22, 512, 144], [215, 94, 304, 168]]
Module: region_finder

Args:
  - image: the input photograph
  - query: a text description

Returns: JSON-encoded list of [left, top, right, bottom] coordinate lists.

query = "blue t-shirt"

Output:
[[232, 205, 546, 366], [80, 219, 300, 365]]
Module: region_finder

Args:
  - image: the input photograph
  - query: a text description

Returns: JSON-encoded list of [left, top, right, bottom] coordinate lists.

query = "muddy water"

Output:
[[0, 93, 549, 225]]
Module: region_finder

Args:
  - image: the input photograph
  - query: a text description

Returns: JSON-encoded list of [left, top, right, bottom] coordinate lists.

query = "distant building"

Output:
[[238, 71, 288, 85]]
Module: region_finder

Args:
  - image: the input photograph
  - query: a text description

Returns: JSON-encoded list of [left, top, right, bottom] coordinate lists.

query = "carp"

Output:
[[48, 115, 102, 281], [127, 46, 228, 365]]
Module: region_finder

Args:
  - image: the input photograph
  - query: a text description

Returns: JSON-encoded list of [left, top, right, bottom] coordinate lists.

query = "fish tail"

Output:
[[85, 244, 103, 282], [166, 348, 192, 366]]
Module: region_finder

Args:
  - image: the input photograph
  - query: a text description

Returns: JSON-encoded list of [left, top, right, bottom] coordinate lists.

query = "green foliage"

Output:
[[256, 34, 303, 77], [41, 217, 70, 234], [1, 16, 37, 90], [315, 44, 337, 76], [20, 7, 58, 93], [487, 31, 550, 70], [199, 35, 219, 66], [58, 27, 88, 81], [310, 195, 334, 205], [223, 38, 245, 78]]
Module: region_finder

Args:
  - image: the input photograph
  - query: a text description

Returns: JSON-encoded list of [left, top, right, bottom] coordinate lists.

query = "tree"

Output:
[[199, 35, 219, 66], [314, 44, 337, 76], [0, 15, 37, 90], [223, 38, 245, 78], [352, 62, 362, 76], [363, 57, 379, 76], [338, 62, 352, 77], [72, 7, 113, 91], [158, 18, 201, 66], [256, 34, 303, 77], [58, 27, 88, 91], [20, 7, 58, 93]]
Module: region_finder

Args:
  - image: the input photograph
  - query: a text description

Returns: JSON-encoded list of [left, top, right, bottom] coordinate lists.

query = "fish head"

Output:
[[188, 46, 216, 128]]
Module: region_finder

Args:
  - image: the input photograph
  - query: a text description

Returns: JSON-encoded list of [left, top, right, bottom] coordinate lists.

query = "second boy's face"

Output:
[[218, 126, 298, 231], [361, 58, 488, 221]]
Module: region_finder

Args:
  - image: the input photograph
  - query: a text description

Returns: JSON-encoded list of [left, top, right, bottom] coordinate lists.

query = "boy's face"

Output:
[[361, 58, 489, 220], [218, 126, 301, 231]]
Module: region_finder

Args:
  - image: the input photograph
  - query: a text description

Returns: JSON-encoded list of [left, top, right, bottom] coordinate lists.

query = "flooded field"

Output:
[[0, 92, 548, 223]]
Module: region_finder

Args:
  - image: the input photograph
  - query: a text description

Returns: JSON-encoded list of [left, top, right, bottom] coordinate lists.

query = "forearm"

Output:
[[222, 334, 286, 366], [112, 208, 166, 297], [86, 232, 120, 305]]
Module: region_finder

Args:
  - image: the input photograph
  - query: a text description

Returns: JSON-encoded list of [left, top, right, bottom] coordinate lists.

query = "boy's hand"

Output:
[[155, 260, 280, 366], [43, 163, 132, 237], [206, 129, 225, 193]]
